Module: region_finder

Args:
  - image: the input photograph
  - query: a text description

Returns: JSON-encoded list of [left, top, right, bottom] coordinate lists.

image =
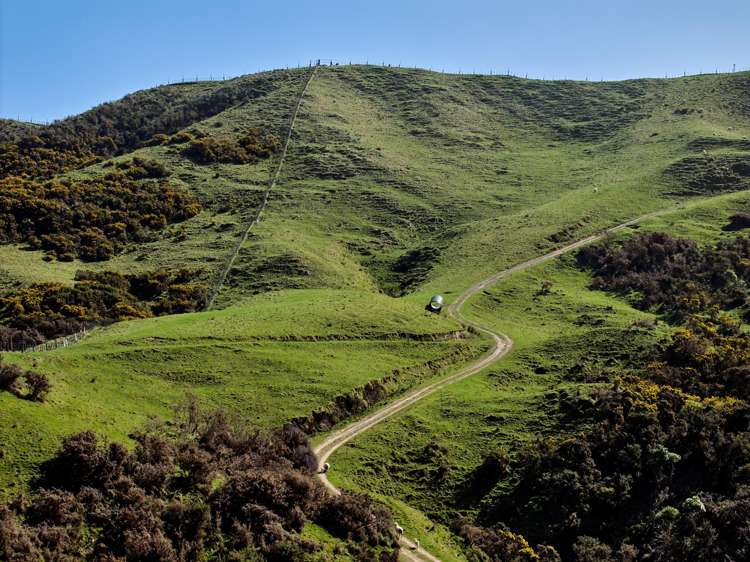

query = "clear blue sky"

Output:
[[1, 0, 748, 123]]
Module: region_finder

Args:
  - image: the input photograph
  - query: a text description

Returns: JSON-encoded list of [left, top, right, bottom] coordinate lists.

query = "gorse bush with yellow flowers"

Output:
[[0, 269, 207, 346], [0, 159, 200, 262], [462, 230, 750, 561]]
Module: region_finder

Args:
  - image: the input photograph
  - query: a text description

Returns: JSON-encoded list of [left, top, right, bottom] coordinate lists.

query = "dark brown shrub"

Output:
[[725, 213, 750, 231], [0, 361, 22, 393], [25, 490, 81, 526], [0, 505, 37, 560], [23, 371, 50, 402], [162, 499, 209, 551], [0, 326, 43, 351], [44, 431, 105, 490], [1, 403, 396, 561], [211, 468, 325, 537], [317, 492, 397, 547]]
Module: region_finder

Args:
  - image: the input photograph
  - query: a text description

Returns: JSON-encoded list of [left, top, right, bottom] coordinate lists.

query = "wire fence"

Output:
[[22, 328, 91, 353], [12, 60, 750, 125], [0, 326, 93, 354], [204, 65, 317, 309]]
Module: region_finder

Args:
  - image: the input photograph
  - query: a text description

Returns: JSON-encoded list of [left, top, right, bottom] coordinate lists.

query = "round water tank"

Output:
[[428, 295, 444, 311]]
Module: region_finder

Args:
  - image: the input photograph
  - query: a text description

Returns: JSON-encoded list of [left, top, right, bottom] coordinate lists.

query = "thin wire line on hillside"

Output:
[[204, 66, 317, 310]]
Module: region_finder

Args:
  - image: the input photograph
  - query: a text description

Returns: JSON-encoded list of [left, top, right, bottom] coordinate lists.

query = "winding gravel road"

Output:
[[313, 208, 671, 562]]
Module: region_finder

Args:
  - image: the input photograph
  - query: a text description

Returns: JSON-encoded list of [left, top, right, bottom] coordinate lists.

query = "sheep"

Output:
[[593, 187, 599, 193], [395, 522, 404, 536], [411, 539, 420, 551], [319, 462, 330, 474]]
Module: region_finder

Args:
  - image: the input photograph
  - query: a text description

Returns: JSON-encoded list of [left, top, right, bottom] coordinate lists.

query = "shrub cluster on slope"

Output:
[[0, 135, 99, 180], [476, 376, 749, 562], [453, 520, 562, 562], [181, 129, 280, 164], [457, 231, 750, 561], [577, 230, 750, 396], [0, 358, 50, 402], [0, 119, 43, 144], [654, 313, 750, 399], [0, 159, 200, 261], [0, 269, 207, 347], [462, 318, 750, 561], [577, 232, 750, 322], [0, 408, 399, 561], [0, 71, 294, 180]]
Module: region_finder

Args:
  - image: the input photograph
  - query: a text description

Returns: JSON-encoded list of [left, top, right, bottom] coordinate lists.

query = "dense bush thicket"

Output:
[[0, 269, 207, 345], [577, 232, 750, 322], [654, 312, 750, 399], [478, 377, 750, 562], [577, 232, 750, 400], [453, 519, 561, 562], [181, 129, 280, 164], [0, 119, 42, 143], [458, 230, 750, 561], [0, 159, 200, 261], [0, 135, 99, 179], [0, 327, 41, 351], [0, 406, 399, 561], [0, 358, 50, 402]]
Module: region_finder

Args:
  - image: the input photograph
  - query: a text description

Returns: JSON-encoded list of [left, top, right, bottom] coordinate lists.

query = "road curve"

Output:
[[313, 208, 672, 561]]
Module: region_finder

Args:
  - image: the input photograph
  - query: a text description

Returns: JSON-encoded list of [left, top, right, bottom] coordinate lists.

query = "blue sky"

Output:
[[1, 0, 748, 122]]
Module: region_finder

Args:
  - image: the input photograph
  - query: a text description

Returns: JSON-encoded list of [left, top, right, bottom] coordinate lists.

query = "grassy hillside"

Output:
[[3, 68, 749, 296], [1, 65, 749, 558], [0, 289, 483, 494]]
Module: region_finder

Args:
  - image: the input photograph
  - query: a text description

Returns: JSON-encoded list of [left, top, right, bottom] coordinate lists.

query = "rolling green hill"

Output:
[[1, 65, 749, 560]]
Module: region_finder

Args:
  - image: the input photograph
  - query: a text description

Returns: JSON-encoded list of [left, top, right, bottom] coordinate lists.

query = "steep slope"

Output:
[[231, 67, 750, 302]]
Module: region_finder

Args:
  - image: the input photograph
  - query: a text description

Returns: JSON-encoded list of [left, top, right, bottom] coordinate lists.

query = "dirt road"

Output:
[[313, 208, 671, 561]]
